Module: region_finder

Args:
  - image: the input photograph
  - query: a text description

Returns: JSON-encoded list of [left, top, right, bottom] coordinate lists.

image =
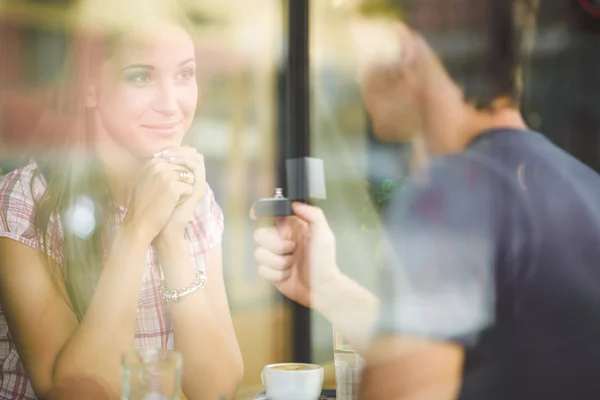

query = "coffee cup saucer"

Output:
[[252, 397, 330, 400], [254, 389, 334, 399]]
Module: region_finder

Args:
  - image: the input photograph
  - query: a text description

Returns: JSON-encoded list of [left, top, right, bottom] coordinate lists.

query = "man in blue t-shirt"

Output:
[[253, 0, 600, 399]]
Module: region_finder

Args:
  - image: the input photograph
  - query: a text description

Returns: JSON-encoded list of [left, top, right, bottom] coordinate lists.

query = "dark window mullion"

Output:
[[278, 0, 312, 364]]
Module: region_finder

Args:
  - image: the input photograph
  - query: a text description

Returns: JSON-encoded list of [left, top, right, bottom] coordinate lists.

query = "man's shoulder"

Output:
[[400, 150, 510, 207], [467, 128, 586, 175], [422, 128, 596, 199], [470, 128, 600, 192]]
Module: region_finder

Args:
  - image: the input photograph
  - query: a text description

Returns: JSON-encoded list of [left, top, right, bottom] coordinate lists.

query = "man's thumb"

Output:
[[291, 202, 327, 227]]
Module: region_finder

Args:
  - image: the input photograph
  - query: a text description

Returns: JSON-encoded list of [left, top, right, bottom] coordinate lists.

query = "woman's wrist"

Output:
[[117, 221, 153, 250], [154, 232, 187, 252], [153, 237, 192, 286]]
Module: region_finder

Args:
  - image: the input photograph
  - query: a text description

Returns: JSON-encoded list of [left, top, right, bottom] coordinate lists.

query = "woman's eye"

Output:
[[176, 69, 195, 81], [125, 71, 152, 84]]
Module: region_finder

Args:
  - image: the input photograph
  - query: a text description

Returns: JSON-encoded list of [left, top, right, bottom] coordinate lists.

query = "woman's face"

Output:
[[90, 25, 198, 158]]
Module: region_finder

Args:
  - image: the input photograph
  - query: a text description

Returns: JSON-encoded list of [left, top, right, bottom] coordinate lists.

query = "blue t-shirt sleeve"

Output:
[[378, 157, 502, 346]]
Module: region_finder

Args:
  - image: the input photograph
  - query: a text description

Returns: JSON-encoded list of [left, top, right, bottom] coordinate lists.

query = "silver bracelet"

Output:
[[159, 269, 206, 301]]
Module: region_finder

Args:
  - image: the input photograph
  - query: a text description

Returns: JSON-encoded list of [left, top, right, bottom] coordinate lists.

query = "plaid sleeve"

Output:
[[188, 184, 224, 249], [184, 184, 224, 274], [0, 167, 42, 251], [201, 184, 224, 249]]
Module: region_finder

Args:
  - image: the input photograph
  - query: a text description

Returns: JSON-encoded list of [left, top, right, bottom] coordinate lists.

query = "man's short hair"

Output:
[[350, 0, 539, 110]]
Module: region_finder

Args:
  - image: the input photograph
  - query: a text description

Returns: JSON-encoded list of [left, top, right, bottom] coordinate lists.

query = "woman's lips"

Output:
[[142, 121, 182, 137]]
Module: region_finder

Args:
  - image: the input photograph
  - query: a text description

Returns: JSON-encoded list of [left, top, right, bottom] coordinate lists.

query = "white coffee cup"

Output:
[[261, 363, 324, 400]]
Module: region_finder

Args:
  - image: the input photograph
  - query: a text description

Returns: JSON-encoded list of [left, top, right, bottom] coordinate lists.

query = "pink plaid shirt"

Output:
[[0, 161, 224, 399]]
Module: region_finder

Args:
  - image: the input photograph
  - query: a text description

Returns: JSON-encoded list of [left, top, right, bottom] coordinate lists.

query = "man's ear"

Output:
[[393, 21, 418, 69], [85, 84, 98, 108]]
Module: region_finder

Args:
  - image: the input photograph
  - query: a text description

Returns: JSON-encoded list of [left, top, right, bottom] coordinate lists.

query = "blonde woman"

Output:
[[0, 11, 242, 400]]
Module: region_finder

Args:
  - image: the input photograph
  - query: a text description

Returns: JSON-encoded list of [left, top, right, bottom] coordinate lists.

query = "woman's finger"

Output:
[[154, 148, 206, 202], [155, 146, 197, 161], [173, 181, 194, 199], [170, 155, 204, 177], [154, 145, 196, 158], [173, 167, 197, 187], [166, 154, 205, 189], [152, 162, 193, 185]]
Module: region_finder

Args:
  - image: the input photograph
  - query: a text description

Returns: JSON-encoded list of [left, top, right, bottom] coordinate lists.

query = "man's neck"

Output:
[[487, 108, 528, 131], [424, 102, 527, 156], [464, 106, 528, 147]]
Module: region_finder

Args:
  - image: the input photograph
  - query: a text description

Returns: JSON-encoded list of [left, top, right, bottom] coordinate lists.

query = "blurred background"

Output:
[[1, 0, 599, 397]]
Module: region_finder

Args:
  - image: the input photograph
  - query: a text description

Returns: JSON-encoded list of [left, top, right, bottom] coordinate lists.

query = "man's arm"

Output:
[[313, 271, 380, 355], [356, 156, 509, 400]]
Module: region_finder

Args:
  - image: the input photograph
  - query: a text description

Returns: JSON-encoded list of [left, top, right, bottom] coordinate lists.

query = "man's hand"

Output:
[[252, 202, 342, 307]]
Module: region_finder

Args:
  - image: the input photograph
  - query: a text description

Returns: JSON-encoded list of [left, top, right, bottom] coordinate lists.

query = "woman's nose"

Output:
[[152, 82, 179, 115]]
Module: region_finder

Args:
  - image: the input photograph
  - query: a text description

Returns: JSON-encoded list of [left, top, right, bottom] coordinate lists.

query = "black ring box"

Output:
[[253, 157, 326, 217]]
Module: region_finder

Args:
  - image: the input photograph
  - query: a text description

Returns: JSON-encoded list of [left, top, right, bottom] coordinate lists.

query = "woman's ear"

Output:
[[85, 84, 98, 108]]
